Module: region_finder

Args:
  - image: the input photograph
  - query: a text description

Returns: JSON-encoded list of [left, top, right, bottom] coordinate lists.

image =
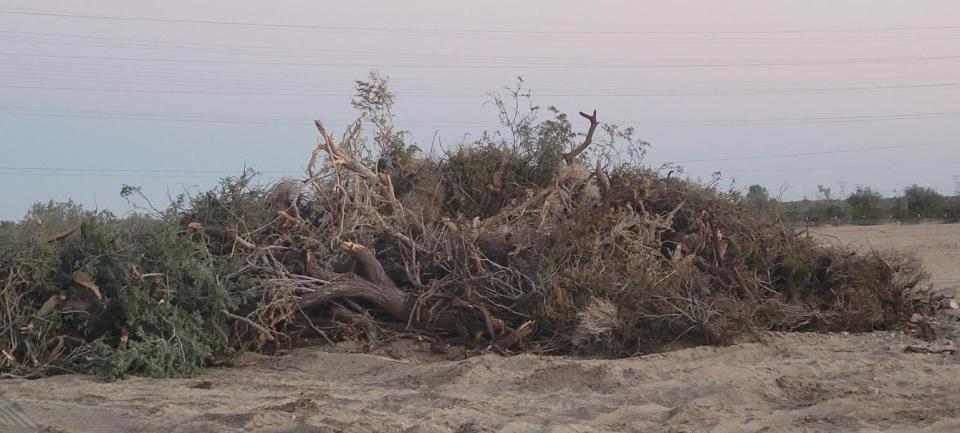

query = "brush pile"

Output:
[[0, 78, 942, 377]]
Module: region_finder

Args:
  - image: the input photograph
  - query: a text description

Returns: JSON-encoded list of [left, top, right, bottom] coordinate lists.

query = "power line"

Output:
[[652, 139, 960, 165], [8, 32, 794, 65], [0, 84, 356, 97], [718, 160, 960, 174], [0, 166, 301, 174], [2, 82, 957, 98], [631, 112, 960, 126], [5, 66, 955, 97], [0, 171, 258, 179], [2, 51, 959, 69], [3, 30, 960, 63], [4, 139, 958, 176], [0, 109, 492, 128], [3, 7, 959, 35], [4, 61, 953, 89], [5, 29, 960, 49], [2, 106, 960, 127]]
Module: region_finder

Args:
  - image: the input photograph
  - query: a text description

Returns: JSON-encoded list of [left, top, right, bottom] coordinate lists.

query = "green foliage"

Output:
[[352, 70, 419, 169], [528, 107, 573, 184], [745, 184, 769, 204], [439, 79, 649, 219], [817, 185, 833, 201], [846, 187, 885, 221], [182, 168, 274, 234], [902, 184, 946, 219], [744, 184, 777, 220], [1, 194, 254, 378], [780, 198, 849, 225], [945, 198, 960, 223], [437, 85, 580, 218], [775, 183, 956, 225]]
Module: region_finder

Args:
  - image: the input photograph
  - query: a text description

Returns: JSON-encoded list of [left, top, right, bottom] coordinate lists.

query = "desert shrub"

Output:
[[808, 200, 850, 225], [744, 184, 771, 209], [779, 184, 959, 225], [440, 145, 538, 218], [945, 197, 960, 223], [436, 91, 583, 219], [901, 184, 946, 220], [351, 71, 419, 170], [846, 187, 888, 223]]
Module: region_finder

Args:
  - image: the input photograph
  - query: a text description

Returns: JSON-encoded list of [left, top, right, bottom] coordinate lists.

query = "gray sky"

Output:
[[2, 0, 959, 220]]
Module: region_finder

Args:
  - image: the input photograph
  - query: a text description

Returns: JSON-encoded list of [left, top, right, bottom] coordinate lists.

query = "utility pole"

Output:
[[954, 174, 960, 196], [838, 181, 847, 198]]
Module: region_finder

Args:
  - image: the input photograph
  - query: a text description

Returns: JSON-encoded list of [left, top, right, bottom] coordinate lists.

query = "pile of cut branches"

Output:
[[0, 76, 942, 377], [218, 110, 938, 357]]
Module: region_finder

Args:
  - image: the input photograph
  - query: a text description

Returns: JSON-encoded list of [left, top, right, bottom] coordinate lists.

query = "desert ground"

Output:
[[2, 224, 959, 433]]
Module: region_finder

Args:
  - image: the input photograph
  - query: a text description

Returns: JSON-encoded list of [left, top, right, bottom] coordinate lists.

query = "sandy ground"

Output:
[[2, 223, 959, 433]]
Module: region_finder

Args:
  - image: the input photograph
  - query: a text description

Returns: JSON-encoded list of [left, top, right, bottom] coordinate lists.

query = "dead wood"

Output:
[[904, 345, 956, 355], [596, 160, 611, 198], [44, 221, 82, 243], [494, 320, 535, 349], [563, 110, 599, 165]]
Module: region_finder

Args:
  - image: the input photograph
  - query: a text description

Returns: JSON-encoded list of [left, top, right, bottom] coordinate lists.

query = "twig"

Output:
[[220, 309, 275, 342], [44, 221, 82, 243], [494, 320, 535, 349]]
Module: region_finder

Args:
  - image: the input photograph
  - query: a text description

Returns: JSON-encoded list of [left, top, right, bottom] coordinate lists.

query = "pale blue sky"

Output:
[[1, 0, 959, 219]]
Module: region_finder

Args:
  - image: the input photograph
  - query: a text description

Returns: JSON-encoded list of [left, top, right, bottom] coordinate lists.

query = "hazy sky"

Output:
[[2, 1, 959, 220]]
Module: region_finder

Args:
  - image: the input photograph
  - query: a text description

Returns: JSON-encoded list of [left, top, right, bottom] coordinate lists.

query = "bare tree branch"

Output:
[[563, 110, 599, 165]]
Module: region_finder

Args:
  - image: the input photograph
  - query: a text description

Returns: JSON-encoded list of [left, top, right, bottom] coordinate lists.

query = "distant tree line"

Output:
[[740, 184, 960, 225]]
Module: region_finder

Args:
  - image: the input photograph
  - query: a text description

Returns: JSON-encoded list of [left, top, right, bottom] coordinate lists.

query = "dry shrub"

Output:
[[572, 298, 621, 350]]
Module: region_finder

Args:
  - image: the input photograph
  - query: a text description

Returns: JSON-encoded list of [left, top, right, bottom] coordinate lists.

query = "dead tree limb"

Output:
[[44, 221, 82, 243], [298, 240, 506, 342], [563, 110, 599, 165], [186, 223, 257, 249], [296, 274, 410, 321], [596, 159, 611, 198], [494, 320, 535, 349], [316, 120, 380, 184], [339, 241, 396, 289], [314, 120, 403, 212], [221, 309, 275, 342]]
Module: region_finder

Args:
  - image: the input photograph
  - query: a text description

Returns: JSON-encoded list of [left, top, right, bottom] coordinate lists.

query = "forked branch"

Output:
[[315, 120, 380, 185], [563, 110, 599, 165], [314, 120, 402, 211]]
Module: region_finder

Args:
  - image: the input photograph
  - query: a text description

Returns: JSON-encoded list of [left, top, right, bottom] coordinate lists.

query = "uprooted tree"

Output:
[[0, 75, 942, 377]]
